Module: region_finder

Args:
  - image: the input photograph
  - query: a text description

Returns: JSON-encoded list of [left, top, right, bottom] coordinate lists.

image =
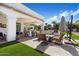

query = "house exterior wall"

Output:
[[0, 5, 18, 41], [0, 12, 7, 35]]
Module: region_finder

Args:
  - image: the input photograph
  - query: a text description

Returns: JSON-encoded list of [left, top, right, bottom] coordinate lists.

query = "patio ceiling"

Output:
[[0, 3, 44, 25], [0, 3, 44, 22]]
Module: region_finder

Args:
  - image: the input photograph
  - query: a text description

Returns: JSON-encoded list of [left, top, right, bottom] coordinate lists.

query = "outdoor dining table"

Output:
[[46, 34, 54, 42]]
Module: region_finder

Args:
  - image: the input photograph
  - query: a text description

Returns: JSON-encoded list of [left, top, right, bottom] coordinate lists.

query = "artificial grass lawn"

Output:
[[64, 32, 79, 40], [0, 41, 48, 56], [72, 33, 79, 40]]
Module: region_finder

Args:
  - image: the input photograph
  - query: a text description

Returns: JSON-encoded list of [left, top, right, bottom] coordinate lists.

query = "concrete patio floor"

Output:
[[20, 38, 79, 56]]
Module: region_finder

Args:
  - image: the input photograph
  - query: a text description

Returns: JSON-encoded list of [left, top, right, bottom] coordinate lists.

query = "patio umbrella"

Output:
[[59, 16, 68, 33]]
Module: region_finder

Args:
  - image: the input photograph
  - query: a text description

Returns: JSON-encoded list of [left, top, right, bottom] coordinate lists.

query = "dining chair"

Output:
[[0, 32, 6, 41], [37, 33, 48, 46], [53, 33, 64, 44]]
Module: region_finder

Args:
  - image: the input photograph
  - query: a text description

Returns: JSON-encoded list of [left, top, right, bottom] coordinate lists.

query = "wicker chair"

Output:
[[53, 33, 64, 44], [0, 32, 6, 41], [16, 32, 24, 40], [37, 33, 48, 46], [37, 33, 46, 41]]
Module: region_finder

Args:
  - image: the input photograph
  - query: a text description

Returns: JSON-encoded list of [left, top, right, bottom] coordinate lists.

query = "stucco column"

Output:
[[21, 23, 25, 32], [7, 16, 17, 41], [41, 24, 44, 31]]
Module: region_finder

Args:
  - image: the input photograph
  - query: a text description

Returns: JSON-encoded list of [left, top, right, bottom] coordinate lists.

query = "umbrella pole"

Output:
[[69, 15, 73, 40], [67, 21, 69, 38]]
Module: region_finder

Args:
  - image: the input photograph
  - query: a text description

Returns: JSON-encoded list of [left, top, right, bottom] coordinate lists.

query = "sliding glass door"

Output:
[[16, 23, 21, 32]]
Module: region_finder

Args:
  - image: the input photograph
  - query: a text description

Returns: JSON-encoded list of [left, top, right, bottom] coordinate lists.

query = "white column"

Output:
[[41, 24, 44, 31], [7, 16, 17, 41], [21, 23, 25, 32]]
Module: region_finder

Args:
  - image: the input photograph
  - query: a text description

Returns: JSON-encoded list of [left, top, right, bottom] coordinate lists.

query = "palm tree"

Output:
[[75, 20, 79, 24], [44, 23, 52, 30]]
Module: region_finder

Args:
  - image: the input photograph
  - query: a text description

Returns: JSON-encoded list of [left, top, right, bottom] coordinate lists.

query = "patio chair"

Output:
[[53, 33, 64, 44], [0, 32, 6, 41], [32, 30, 37, 37], [37, 33, 48, 46], [0, 32, 3, 41], [16, 32, 24, 40]]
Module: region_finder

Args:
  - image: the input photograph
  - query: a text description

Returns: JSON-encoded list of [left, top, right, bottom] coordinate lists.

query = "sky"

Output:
[[23, 3, 79, 24]]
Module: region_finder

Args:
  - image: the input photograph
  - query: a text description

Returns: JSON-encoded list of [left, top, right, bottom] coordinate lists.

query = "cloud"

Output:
[[59, 8, 79, 17], [49, 16, 57, 21], [45, 8, 79, 23], [59, 11, 69, 17], [45, 16, 57, 23], [72, 8, 79, 16]]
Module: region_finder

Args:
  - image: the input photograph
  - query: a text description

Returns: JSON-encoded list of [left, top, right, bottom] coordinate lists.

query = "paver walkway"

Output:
[[20, 38, 79, 56]]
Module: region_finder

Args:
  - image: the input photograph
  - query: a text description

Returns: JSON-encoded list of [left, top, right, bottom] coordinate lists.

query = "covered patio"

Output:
[[0, 3, 44, 43]]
